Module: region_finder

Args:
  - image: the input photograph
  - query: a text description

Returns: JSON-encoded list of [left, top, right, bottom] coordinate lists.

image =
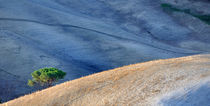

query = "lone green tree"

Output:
[[28, 67, 66, 88]]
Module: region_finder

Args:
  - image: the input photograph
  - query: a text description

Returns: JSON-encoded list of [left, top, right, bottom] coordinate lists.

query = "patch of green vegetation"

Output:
[[161, 3, 182, 12], [193, 14, 210, 24], [161, 3, 210, 25], [28, 67, 66, 88]]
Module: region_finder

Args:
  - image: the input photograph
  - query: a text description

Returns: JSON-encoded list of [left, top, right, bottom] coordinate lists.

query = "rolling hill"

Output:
[[1, 54, 210, 106], [1, 0, 210, 102]]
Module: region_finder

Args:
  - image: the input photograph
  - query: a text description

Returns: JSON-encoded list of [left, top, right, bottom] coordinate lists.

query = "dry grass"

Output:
[[1, 54, 210, 106]]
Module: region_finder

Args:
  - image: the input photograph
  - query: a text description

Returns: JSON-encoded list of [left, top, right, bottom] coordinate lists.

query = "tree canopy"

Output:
[[28, 67, 66, 87]]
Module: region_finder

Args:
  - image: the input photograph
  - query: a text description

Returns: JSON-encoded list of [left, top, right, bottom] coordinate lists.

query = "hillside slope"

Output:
[[1, 0, 210, 102], [2, 54, 210, 106]]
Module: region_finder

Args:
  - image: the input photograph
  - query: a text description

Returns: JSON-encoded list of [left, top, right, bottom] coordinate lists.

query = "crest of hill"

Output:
[[1, 54, 210, 106]]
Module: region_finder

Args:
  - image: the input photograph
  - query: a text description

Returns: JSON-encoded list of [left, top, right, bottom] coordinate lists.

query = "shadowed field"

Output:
[[0, 0, 210, 102]]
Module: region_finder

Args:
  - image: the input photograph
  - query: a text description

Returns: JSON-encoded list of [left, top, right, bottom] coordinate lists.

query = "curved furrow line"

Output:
[[0, 68, 25, 83], [0, 18, 203, 55]]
